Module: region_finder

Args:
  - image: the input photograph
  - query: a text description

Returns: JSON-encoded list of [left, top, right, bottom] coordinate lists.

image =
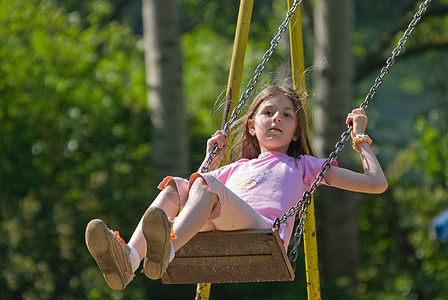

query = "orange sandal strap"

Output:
[[113, 231, 125, 245]]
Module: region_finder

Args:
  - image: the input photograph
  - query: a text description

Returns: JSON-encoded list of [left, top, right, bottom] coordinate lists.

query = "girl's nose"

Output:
[[273, 112, 282, 123]]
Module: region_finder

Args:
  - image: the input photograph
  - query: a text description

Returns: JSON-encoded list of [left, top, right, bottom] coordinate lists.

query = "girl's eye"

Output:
[[265, 111, 274, 117], [284, 113, 292, 118]]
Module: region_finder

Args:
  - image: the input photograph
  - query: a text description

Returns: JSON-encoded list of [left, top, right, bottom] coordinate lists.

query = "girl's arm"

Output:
[[323, 109, 388, 194], [198, 130, 228, 172]]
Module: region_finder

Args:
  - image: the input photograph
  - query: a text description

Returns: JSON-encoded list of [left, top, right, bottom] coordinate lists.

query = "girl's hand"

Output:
[[346, 108, 368, 138], [325, 108, 388, 194], [206, 130, 228, 154], [201, 130, 228, 171]]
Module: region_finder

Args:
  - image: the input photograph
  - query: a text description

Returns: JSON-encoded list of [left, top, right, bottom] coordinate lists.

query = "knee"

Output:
[[164, 181, 179, 195], [155, 180, 182, 212], [159, 181, 181, 202], [191, 177, 210, 193], [190, 177, 218, 206]]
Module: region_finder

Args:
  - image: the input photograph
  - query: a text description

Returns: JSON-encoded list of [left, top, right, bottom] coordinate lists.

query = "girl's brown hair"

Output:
[[230, 85, 314, 161]]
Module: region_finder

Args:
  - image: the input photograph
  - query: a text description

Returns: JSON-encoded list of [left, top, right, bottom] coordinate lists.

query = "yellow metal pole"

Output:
[[195, 283, 211, 300], [196, 1, 254, 299], [221, 0, 254, 128], [287, 1, 322, 300], [287, 0, 306, 94]]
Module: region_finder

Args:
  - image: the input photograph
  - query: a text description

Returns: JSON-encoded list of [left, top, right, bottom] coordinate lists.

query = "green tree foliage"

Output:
[[0, 0, 153, 298], [358, 104, 448, 299], [1, 0, 448, 299], [181, 0, 292, 169], [353, 3, 448, 297]]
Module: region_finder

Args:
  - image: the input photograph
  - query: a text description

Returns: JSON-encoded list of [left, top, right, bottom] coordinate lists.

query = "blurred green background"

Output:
[[1, 0, 448, 299]]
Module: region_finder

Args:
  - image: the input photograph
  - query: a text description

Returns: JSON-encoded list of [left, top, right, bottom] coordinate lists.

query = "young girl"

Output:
[[85, 85, 388, 290]]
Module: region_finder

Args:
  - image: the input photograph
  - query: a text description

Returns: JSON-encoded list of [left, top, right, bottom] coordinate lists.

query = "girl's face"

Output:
[[248, 94, 298, 154]]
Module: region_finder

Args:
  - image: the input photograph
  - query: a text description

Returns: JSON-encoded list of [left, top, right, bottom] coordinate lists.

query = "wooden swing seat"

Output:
[[161, 228, 295, 284]]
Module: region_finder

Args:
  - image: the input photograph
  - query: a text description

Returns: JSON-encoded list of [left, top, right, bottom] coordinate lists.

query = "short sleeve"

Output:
[[301, 156, 338, 189]]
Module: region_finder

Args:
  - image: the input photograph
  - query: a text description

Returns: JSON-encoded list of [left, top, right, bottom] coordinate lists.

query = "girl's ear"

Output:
[[293, 129, 299, 141], [248, 119, 256, 136]]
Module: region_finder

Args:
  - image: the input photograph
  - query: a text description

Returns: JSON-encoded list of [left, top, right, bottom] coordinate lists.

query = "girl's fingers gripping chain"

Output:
[[207, 130, 228, 154], [213, 131, 228, 148], [346, 108, 368, 138]]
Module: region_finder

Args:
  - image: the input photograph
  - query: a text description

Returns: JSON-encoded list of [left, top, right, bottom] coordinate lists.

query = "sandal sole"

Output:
[[85, 219, 127, 290], [142, 207, 171, 280]]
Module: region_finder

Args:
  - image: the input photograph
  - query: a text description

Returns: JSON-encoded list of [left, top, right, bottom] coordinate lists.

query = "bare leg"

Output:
[[171, 177, 218, 251], [128, 182, 180, 260], [139, 177, 218, 280]]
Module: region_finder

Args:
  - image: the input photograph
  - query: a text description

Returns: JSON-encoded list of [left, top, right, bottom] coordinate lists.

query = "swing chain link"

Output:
[[274, 0, 432, 266], [201, 0, 303, 173]]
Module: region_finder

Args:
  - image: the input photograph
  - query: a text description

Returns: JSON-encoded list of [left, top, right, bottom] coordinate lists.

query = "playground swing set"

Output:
[[157, 0, 432, 299]]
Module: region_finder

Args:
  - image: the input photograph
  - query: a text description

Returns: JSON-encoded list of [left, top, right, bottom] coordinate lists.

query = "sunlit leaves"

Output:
[[0, 0, 150, 298], [359, 106, 448, 298]]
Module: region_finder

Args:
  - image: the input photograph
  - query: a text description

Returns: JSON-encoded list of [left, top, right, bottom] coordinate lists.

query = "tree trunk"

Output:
[[312, 0, 358, 288], [142, 0, 189, 185]]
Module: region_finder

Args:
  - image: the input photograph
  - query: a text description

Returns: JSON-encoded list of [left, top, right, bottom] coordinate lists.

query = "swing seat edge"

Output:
[[161, 228, 295, 284]]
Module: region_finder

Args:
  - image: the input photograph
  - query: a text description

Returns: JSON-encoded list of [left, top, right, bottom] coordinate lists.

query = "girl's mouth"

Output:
[[269, 127, 282, 132]]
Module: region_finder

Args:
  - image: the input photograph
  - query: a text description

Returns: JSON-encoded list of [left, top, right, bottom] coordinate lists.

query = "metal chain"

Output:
[[273, 0, 432, 268], [200, 0, 303, 173]]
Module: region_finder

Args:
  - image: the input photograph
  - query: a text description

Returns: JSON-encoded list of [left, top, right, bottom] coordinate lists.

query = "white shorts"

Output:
[[158, 173, 269, 231]]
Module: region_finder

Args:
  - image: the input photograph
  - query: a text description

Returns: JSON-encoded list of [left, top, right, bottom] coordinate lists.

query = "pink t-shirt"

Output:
[[209, 151, 336, 247]]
